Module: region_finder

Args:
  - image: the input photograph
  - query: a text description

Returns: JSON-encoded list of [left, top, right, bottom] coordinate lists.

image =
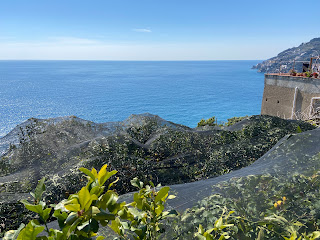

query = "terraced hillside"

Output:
[[0, 114, 315, 234]]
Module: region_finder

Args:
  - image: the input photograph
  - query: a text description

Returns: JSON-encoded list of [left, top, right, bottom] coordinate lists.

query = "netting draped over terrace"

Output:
[[117, 127, 320, 212]]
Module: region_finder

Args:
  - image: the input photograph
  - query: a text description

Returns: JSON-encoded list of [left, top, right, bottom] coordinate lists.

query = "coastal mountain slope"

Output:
[[253, 37, 320, 73], [0, 114, 315, 234]]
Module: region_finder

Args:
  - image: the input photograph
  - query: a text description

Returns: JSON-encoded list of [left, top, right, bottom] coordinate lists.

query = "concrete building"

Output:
[[261, 74, 320, 120]]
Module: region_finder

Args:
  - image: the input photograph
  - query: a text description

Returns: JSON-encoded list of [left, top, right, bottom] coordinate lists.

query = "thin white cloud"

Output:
[[132, 28, 152, 33], [48, 37, 100, 45], [0, 36, 280, 60]]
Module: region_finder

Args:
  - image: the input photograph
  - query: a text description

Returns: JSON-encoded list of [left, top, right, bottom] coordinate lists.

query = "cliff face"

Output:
[[0, 114, 315, 234], [253, 37, 320, 73]]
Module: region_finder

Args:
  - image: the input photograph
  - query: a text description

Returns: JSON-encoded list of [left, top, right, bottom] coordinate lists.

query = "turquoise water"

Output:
[[0, 60, 264, 137]]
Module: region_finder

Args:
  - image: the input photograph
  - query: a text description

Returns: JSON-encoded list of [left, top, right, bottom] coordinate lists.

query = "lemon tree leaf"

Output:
[[79, 167, 96, 181], [65, 204, 81, 212], [155, 186, 170, 202], [79, 187, 91, 211]]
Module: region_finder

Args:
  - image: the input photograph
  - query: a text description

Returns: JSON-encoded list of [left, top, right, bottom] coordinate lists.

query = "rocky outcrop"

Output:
[[253, 37, 320, 73], [0, 114, 315, 234]]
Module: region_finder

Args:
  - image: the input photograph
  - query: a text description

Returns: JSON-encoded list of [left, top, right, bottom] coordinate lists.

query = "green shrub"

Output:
[[110, 178, 178, 239], [5, 166, 320, 239], [3, 165, 177, 240], [225, 116, 248, 127], [197, 117, 217, 127], [305, 72, 312, 78], [168, 169, 320, 240]]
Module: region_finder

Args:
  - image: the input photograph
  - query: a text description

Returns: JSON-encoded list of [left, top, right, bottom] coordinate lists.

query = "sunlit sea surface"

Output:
[[0, 60, 264, 137]]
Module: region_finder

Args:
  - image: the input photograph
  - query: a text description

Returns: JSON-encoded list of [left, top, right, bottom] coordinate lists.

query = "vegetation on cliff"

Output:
[[166, 147, 320, 239], [168, 170, 320, 239], [253, 37, 320, 73], [0, 114, 316, 236], [4, 152, 320, 239], [3, 165, 178, 240]]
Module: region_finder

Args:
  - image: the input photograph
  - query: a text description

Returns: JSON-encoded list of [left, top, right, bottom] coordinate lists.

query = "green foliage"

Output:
[[197, 115, 248, 128], [1, 115, 316, 235], [110, 178, 178, 239], [89, 115, 315, 194], [5, 161, 320, 239], [197, 117, 217, 127], [127, 120, 159, 144], [194, 210, 235, 240], [31, 177, 46, 203], [4, 165, 177, 240], [296, 125, 302, 133], [17, 220, 45, 239], [3, 224, 25, 240], [3, 165, 121, 239], [225, 116, 248, 127], [13, 165, 119, 239], [305, 72, 312, 78], [197, 214, 320, 240], [168, 164, 320, 239]]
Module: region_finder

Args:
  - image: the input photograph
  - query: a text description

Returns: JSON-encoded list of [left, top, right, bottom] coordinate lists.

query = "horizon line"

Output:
[[0, 59, 265, 61]]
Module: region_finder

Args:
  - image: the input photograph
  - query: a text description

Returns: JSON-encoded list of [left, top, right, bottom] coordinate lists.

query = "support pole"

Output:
[[293, 59, 295, 72], [291, 87, 298, 119]]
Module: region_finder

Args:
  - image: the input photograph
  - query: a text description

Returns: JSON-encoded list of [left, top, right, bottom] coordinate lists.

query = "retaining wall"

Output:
[[261, 74, 320, 119]]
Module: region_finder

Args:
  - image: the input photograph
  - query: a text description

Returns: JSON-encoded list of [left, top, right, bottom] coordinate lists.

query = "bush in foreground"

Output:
[[3, 165, 177, 240], [5, 163, 320, 239]]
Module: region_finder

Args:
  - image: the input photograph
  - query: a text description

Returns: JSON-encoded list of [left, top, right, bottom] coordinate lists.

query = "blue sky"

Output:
[[0, 0, 319, 60]]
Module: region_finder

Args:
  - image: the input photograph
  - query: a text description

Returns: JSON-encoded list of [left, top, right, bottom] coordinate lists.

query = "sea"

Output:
[[0, 60, 264, 137]]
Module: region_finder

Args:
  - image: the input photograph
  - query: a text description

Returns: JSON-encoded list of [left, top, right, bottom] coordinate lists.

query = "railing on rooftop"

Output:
[[268, 55, 320, 79]]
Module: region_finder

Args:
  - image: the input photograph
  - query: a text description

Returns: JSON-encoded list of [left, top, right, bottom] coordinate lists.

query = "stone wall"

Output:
[[261, 74, 320, 119]]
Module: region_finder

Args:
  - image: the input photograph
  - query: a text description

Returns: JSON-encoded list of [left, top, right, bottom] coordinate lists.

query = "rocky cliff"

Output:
[[253, 37, 320, 73]]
